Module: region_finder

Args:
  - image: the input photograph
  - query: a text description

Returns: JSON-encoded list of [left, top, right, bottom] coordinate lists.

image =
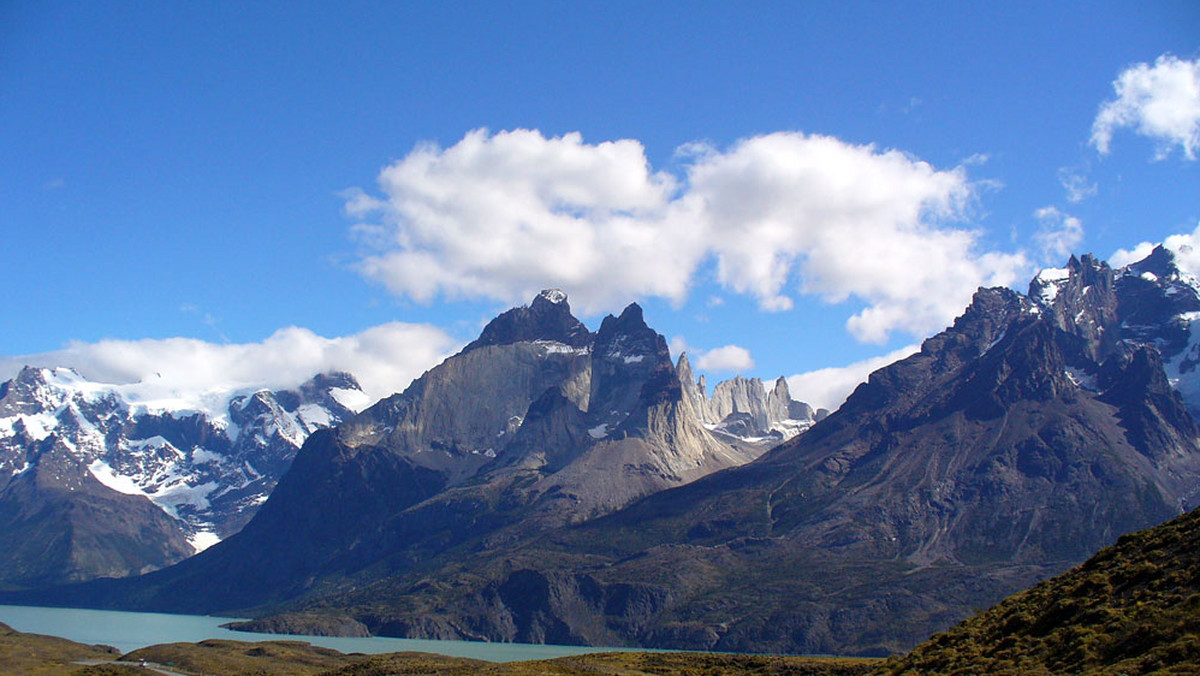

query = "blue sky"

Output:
[[2, 1, 1198, 409]]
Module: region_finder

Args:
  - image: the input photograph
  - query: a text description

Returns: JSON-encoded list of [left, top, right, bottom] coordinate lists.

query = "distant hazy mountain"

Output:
[[0, 367, 365, 588]]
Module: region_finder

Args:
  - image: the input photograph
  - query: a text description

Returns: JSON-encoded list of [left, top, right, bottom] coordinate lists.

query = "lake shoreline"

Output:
[[0, 604, 630, 662]]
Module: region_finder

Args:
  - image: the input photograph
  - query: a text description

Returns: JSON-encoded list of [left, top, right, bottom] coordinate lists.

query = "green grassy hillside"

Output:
[[878, 506, 1200, 675], [0, 622, 119, 676]]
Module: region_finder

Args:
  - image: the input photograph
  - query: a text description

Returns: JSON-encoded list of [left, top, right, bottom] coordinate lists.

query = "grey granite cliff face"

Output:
[[675, 354, 823, 444]]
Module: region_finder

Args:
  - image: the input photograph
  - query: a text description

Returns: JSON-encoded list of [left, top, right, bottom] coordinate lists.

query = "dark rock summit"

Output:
[[463, 289, 592, 353]]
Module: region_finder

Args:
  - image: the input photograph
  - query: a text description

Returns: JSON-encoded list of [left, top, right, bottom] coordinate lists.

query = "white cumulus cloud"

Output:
[[787, 344, 921, 412], [1092, 54, 1200, 160], [1109, 241, 1158, 269], [694, 345, 755, 372], [0, 323, 459, 411], [350, 128, 1027, 345], [668, 337, 755, 373], [1109, 221, 1200, 275]]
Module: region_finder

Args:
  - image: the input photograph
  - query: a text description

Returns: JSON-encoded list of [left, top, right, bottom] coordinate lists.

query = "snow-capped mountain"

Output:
[[1031, 247, 1200, 416], [0, 367, 367, 588]]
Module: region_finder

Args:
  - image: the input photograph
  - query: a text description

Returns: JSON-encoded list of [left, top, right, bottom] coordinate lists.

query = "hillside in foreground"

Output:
[[879, 505, 1200, 675], [0, 621, 878, 676]]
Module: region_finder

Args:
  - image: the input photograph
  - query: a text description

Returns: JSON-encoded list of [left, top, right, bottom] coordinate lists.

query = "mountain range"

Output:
[[0, 292, 816, 596], [0, 368, 366, 588], [7, 247, 1200, 658]]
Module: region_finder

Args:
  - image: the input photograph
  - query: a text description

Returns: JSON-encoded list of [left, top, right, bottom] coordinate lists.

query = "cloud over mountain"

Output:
[[1112, 220, 1200, 275], [1092, 54, 1200, 160], [347, 128, 1027, 345], [0, 323, 459, 409], [694, 344, 756, 371], [786, 344, 920, 411]]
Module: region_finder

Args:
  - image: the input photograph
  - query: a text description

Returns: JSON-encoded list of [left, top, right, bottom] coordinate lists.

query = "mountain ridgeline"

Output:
[[15, 291, 816, 617], [10, 248, 1200, 658], [0, 369, 365, 589]]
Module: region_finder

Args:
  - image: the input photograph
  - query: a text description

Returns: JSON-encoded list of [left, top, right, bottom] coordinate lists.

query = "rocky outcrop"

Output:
[[676, 355, 822, 443]]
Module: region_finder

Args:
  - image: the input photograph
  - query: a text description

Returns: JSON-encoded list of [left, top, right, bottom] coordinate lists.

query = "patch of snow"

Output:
[[588, 424, 609, 439], [188, 530, 222, 552], [43, 367, 110, 403], [1141, 271, 1159, 282], [1034, 267, 1070, 304], [770, 419, 814, 441], [534, 341, 589, 356], [1037, 267, 1071, 282], [12, 413, 59, 441], [297, 403, 333, 430], [984, 329, 1008, 354], [188, 530, 222, 553], [190, 447, 224, 465], [150, 480, 219, 514], [1065, 367, 1100, 392], [622, 355, 646, 364], [87, 459, 149, 496], [329, 387, 372, 412], [538, 288, 568, 304], [10, 461, 29, 476], [127, 435, 174, 450]]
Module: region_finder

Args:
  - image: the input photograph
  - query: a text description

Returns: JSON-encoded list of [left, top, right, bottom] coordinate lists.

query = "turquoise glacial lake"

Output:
[[0, 604, 628, 662]]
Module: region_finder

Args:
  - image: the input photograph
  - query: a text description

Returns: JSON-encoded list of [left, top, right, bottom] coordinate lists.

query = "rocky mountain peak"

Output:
[[672, 357, 819, 444], [1123, 244, 1178, 280], [0, 367, 67, 416], [1027, 254, 1119, 361], [535, 288, 569, 305], [462, 291, 592, 354], [593, 303, 665, 369], [596, 302, 649, 341], [675, 352, 697, 388]]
